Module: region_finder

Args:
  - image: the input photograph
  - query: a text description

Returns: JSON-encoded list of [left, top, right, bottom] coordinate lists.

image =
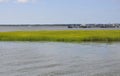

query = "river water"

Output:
[[0, 42, 120, 76], [0, 26, 119, 31]]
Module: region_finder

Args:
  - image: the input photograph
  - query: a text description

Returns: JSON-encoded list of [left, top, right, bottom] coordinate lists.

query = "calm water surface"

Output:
[[0, 26, 119, 31], [0, 42, 120, 76]]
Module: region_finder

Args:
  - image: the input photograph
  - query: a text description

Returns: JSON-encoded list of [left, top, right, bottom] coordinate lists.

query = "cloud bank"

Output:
[[0, 0, 36, 3]]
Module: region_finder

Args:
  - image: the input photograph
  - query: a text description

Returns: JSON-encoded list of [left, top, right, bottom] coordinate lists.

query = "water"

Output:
[[0, 42, 120, 76], [0, 26, 119, 31]]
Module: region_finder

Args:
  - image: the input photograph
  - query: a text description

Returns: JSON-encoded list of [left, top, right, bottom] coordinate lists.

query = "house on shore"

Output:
[[67, 24, 120, 28]]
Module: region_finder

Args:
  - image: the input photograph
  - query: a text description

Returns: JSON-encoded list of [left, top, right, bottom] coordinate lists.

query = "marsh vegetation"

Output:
[[0, 30, 119, 42]]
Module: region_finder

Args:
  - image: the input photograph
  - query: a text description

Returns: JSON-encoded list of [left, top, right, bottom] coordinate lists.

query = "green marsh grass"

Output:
[[0, 30, 120, 42]]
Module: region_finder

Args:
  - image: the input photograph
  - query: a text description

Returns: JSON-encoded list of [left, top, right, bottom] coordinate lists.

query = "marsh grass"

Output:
[[0, 30, 120, 42]]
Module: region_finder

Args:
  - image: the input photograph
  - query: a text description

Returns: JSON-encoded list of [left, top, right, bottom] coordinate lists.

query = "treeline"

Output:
[[0, 24, 120, 28]]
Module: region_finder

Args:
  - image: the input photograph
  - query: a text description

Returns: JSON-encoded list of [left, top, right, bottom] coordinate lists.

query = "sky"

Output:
[[0, 0, 120, 24]]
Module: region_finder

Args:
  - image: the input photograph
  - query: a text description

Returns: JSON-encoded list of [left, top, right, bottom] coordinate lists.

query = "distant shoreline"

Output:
[[0, 24, 119, 32]]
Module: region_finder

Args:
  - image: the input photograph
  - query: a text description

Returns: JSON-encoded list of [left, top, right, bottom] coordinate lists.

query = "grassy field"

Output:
[[0, 30, 120, 42]]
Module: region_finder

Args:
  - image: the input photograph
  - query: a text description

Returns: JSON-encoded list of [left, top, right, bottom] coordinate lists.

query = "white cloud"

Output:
[[0, 0, 37, 3], [0, 0, 4, 2], [0, 0, 8, 3], [17, 0, 37, 3], [17, 0, 29, 3]]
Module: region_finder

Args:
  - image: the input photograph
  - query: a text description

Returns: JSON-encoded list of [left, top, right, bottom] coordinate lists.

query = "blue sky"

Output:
[[0, 0, 120, 24]]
